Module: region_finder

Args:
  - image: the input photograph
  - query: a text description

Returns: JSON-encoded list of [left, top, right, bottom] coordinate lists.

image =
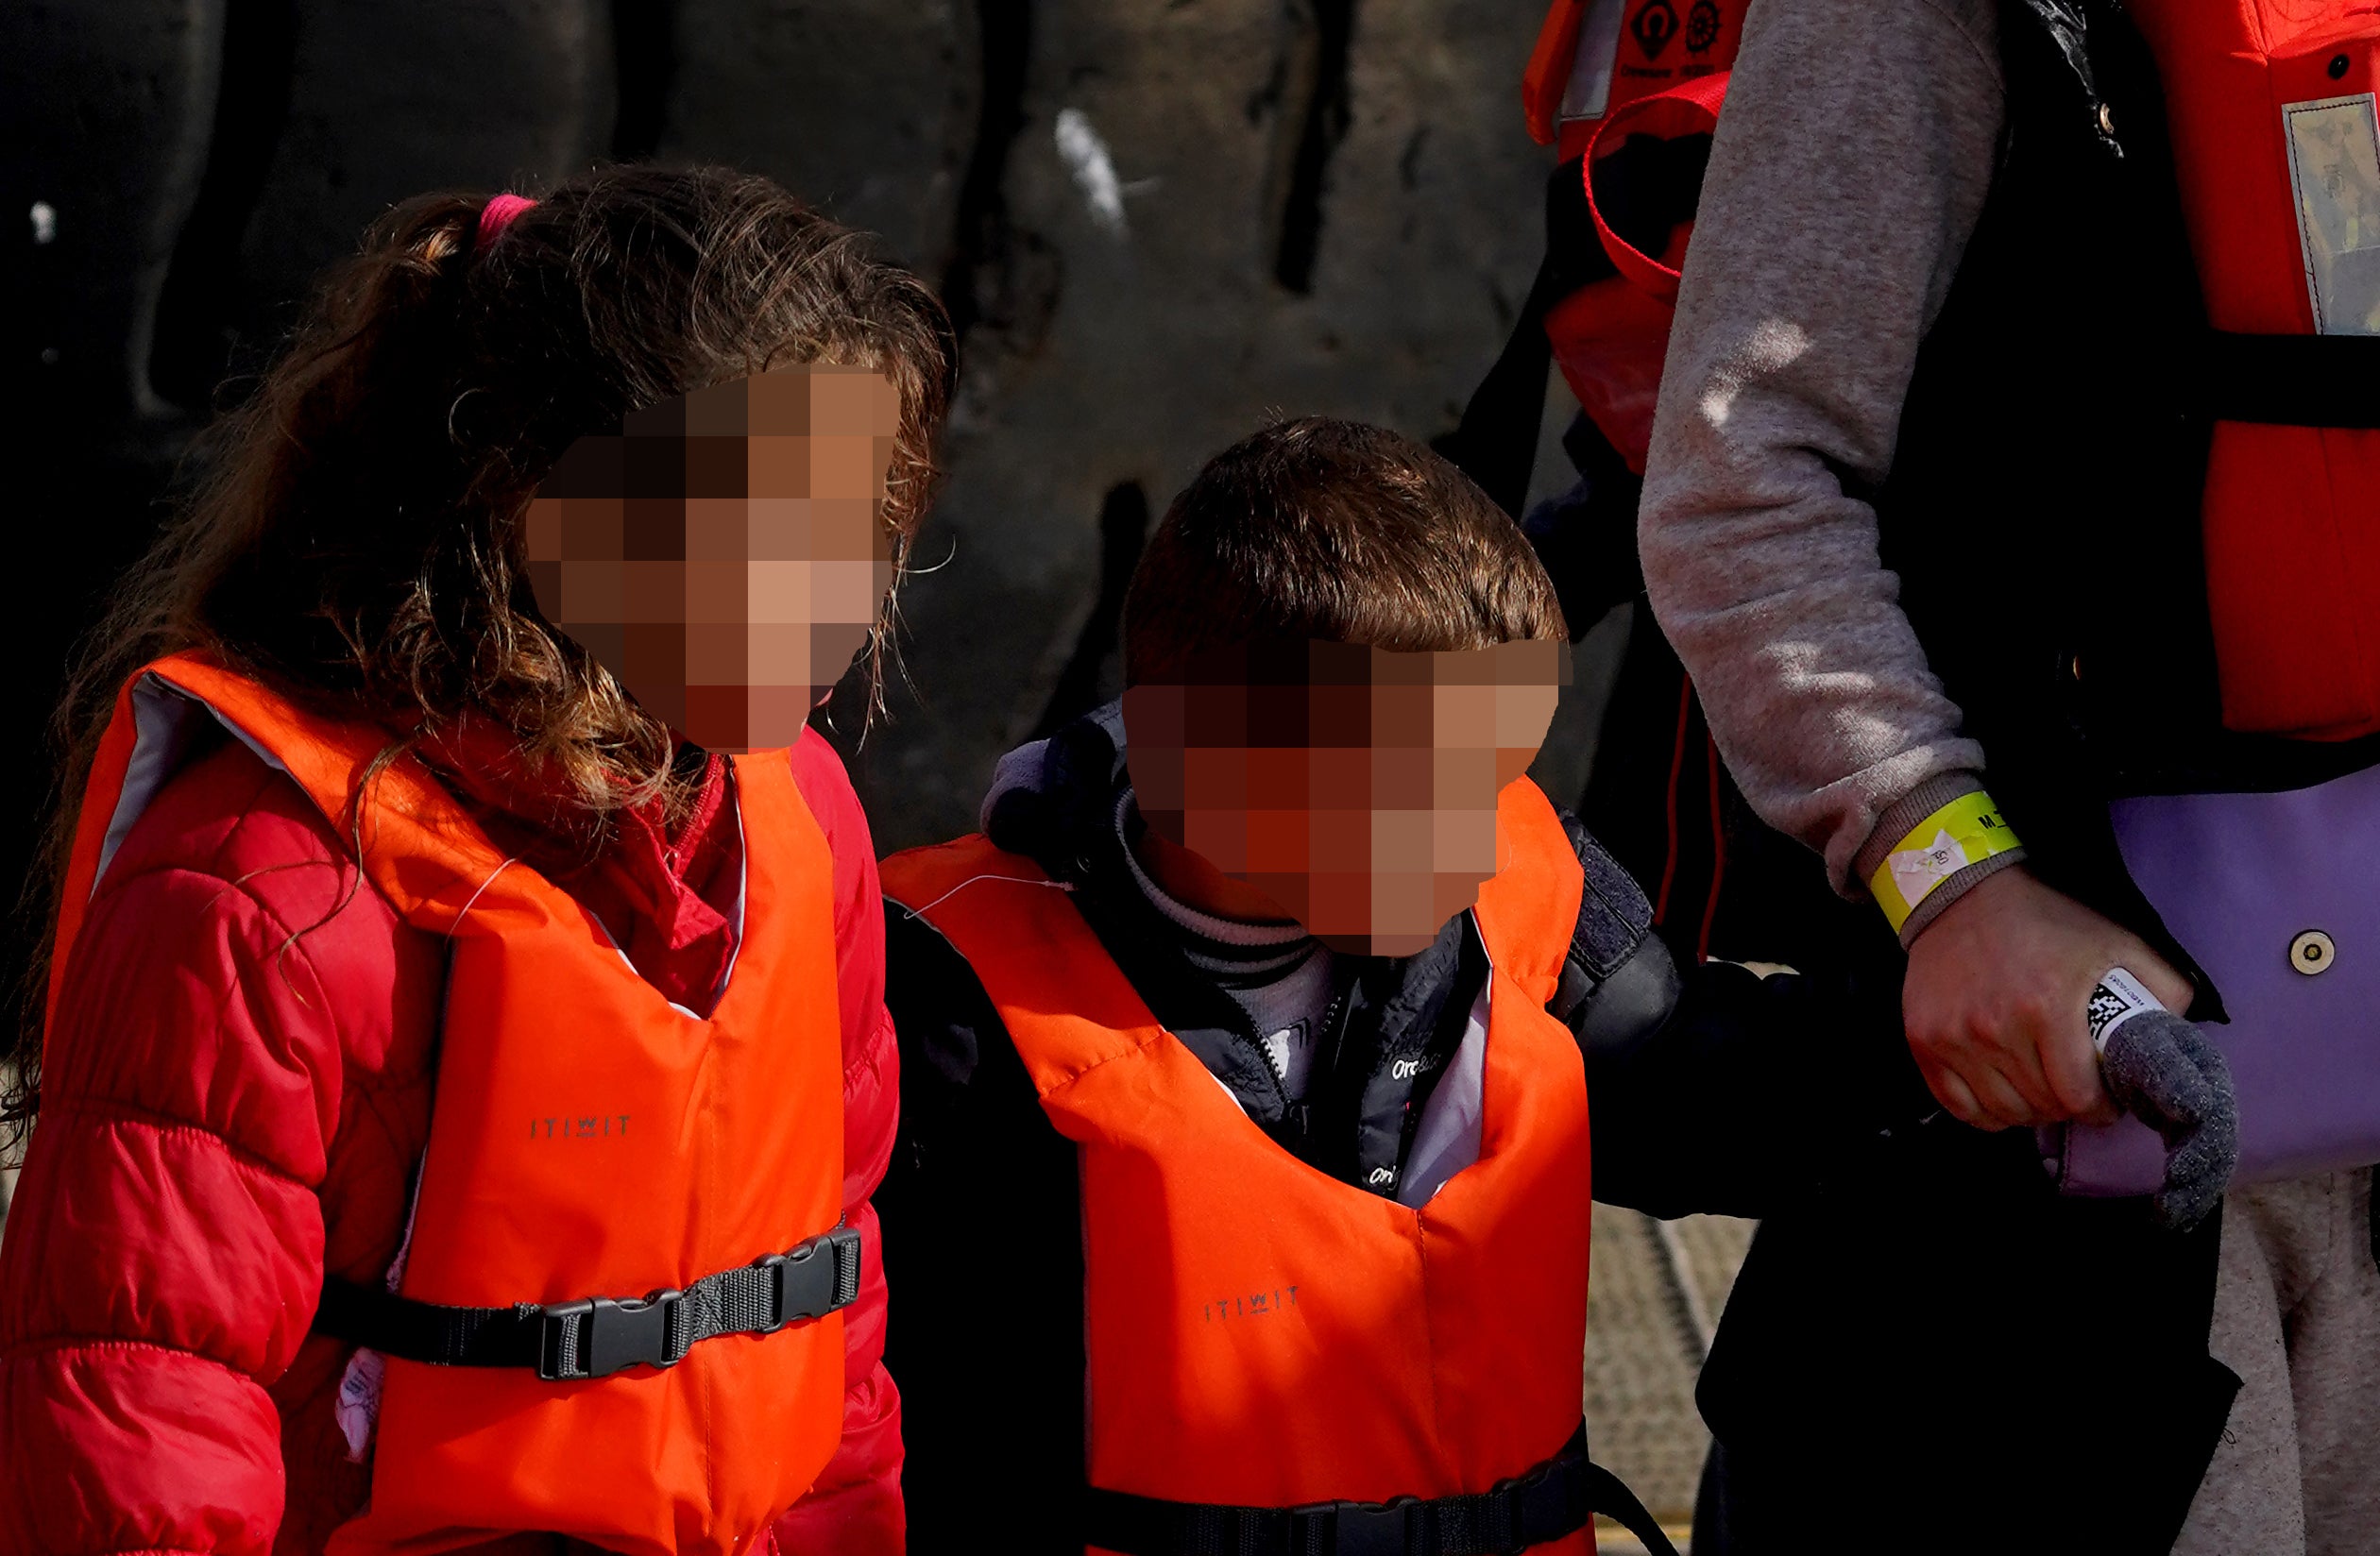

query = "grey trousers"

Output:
[[2173, 1169, 2380, 1556]]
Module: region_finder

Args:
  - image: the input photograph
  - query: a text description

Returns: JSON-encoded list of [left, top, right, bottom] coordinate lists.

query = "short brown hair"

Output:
[[1123, 417, 1566, 685]]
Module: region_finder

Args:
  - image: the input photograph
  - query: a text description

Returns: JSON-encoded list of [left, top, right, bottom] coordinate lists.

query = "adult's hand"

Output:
[[1902, 867, 2193, 1131]]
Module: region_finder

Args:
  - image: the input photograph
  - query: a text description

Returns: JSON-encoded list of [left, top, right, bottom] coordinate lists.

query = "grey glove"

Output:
[[2097, 1004, 2238, 1231]]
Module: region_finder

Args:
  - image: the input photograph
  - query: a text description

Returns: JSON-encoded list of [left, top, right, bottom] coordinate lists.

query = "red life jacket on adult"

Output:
[[2122, 1, 2380, 741], [881, 779, 1672, 1556], [1435, 2, 1748, 965], [49, 653, 856, 1556], [1516, 0, 1744, 474], [1442, 0, 1740, 545]]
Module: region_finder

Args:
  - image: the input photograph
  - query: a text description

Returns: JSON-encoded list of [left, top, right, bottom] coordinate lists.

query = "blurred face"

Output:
[[525, 364, 902, 753], [1124, 637, 1566, 956]]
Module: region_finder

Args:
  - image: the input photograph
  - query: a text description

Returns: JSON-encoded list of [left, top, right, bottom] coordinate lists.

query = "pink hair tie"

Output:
[[475, 194, 536, 251]]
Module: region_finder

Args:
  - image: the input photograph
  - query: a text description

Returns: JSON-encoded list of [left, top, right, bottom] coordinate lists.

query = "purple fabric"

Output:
[[2046, 764, 2380, 1196]]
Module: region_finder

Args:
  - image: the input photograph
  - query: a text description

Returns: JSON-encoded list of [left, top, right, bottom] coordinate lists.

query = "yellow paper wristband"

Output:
[[1866, 791, 2022, 933]]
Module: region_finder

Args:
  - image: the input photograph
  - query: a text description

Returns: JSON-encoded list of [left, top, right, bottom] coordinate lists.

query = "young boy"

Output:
[[875, 419, 1888, 1555]]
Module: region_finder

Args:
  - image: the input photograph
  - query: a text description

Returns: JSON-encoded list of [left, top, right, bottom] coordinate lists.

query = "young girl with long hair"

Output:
[[0, 165, 950, 1556]]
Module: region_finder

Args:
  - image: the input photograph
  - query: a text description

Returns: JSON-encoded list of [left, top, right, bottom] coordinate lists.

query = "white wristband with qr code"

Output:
[[2084, 967, 2167, 1057]]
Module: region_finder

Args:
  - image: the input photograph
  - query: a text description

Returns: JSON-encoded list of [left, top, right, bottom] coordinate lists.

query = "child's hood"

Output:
[[978, 700, 1130, 874]]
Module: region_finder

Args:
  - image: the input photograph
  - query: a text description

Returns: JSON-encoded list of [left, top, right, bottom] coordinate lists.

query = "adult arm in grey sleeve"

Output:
[[1637, 0, 2018, 936]]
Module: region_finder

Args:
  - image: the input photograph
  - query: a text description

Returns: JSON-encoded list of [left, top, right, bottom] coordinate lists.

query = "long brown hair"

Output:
[[3, 165, 954, 1141]]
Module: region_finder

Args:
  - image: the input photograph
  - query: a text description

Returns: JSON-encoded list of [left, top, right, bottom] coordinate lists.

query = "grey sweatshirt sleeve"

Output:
[[1638, 0, 2019, 932]]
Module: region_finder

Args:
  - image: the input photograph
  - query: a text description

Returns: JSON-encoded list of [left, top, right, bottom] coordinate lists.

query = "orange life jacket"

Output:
[[881, 779, 1611, 1555], [2124, 1, 2380, 740], [51, 653, 851, 1556]]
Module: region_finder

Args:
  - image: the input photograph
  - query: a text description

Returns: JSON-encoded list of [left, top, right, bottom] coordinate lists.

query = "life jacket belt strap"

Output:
[[1078, 1426, 1679, 1556], [2201, 331, 2380, 428], [312, 1224, 862, 1382]]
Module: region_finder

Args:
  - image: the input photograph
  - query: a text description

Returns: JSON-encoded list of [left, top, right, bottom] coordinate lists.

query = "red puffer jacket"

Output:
[[0, 726, 901, 1556]]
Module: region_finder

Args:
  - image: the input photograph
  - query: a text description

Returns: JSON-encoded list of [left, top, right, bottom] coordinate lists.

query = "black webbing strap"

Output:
[[2201, 330, 2380, 427], [1078, 1425, 1680, 1556], [1441, 132, 1713, 518], [1441, 156, 1606, 519], [313, 1224, 862, 1382]]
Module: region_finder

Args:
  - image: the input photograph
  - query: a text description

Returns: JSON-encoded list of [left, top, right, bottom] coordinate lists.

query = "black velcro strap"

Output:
[[1078, 1425, 1679, 1556], [313, 1223, 862, 1382], [2201, 330, 2380, 427]]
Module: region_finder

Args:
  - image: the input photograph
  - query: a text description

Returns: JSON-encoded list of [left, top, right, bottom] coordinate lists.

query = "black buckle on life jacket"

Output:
[[314, 1223, 865, 1383], [754, 1223, 861, 1333], [1281, 1497, 1420, 1556], [538, 1286, 687, 1381], [531, 1224, 861, 1379]]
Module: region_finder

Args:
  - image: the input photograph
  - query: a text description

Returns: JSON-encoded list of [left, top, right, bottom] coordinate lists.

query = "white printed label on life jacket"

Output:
[[334, 1346, 386, 1462], [2284, 93, 2380, 336], [332, 1159, 426, 1463], [1560, 0, 1629, 125]]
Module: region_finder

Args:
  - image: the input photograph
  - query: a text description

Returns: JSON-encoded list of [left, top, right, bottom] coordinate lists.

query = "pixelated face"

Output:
[[525, 365, 903, 753], [1124, 637, 1566, 956]]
